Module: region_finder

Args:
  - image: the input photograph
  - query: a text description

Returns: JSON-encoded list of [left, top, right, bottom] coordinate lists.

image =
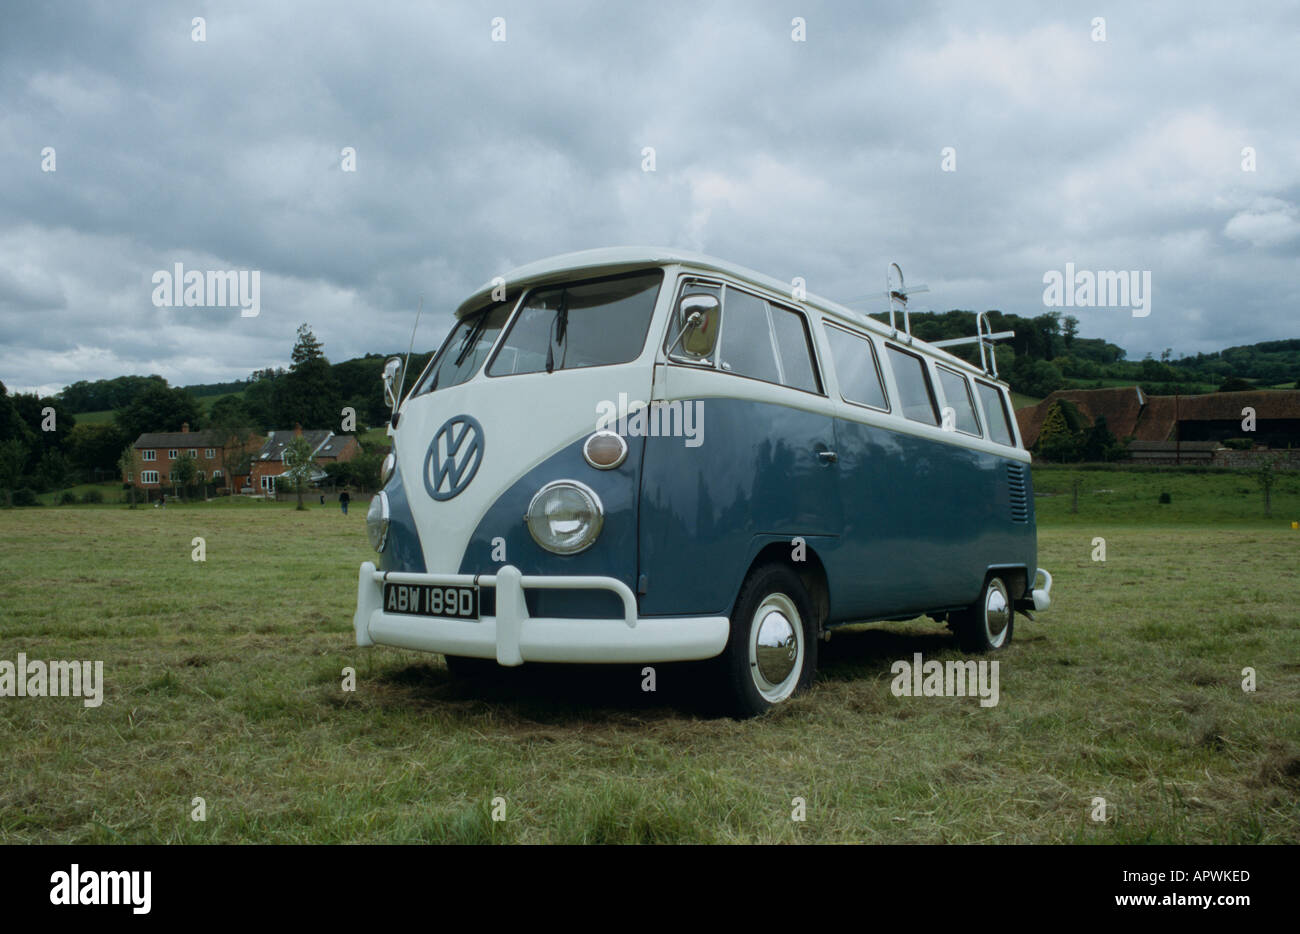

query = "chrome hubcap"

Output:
[[984, 580, 1010, 647], [750, 594, 802, 701]]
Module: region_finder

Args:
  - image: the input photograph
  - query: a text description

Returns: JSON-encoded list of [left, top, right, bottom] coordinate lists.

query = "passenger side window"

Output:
[[885, 345, 939, 425], [768, 304, 822, 394], [714, 287, 823, 394], [719, 289, 781, 383], [936, 366, 981, 436], [976, 381, 1016, 446], [825, 325, 888, 410]]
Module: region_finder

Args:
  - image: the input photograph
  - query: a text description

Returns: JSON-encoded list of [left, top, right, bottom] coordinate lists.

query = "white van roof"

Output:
[[457, 247, 1002, 383]]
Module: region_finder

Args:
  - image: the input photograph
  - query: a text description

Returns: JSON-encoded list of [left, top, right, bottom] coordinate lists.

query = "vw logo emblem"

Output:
[[424, 415, 484, 501]]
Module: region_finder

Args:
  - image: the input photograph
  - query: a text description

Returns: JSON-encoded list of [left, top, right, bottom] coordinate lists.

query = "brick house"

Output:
[[124, 423, 260, 492], [247, 426, 360, 493]]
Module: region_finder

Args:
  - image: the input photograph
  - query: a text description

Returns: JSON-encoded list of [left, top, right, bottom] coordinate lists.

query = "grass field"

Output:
[[1, 471, 1298, 843]]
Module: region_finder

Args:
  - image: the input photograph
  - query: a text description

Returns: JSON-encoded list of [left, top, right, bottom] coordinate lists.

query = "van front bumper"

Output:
[[353, 562, 730, 665]]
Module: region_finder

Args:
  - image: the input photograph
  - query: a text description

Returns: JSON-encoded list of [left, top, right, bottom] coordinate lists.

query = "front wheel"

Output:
[[951, 575, 1014, 653], [721, 563, 818, 718]]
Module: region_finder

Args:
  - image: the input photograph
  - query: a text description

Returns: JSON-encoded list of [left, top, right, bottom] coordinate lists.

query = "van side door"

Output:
[[637, 279, 842, 618]]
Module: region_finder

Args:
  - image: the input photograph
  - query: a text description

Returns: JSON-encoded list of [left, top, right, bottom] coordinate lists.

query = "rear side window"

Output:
[[936, 366, 981, 436], [886, 345, 939, 425], [976, 381, 1016, 446], [825, 325, 888, 410]]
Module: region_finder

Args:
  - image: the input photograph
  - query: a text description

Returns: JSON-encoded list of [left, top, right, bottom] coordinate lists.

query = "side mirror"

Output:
[[382, 356, 403, 409], [673, 293, 720, 359]]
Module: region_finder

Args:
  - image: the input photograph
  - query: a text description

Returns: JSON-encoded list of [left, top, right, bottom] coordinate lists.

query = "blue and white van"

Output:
[[354, 248, 1052, 716]]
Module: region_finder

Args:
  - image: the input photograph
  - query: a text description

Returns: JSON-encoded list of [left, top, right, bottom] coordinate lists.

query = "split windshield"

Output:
[[486, 269, 663, 377], [413, 299, 513, 396]]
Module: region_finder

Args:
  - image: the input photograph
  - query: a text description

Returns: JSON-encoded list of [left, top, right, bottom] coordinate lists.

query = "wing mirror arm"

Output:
[[665, 311, 703, 357]]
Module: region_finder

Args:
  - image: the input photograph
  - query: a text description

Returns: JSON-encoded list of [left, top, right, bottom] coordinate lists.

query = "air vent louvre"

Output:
[[1007, 463, 1029, 523]]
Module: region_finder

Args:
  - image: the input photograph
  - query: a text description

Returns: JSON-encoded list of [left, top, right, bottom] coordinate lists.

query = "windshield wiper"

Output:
[[453, 307, 492, 368], [546, 290, 569, 374]]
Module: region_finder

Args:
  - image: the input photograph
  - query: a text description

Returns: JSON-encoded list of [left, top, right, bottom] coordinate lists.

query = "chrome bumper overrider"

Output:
[[353, 562, 730, 665]]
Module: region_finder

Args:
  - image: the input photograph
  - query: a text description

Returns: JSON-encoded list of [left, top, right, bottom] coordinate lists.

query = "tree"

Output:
[[117, 446, 141, 508], [283, 325, 343, 430], [37, 450, 71, 499], [115, 383, 203, 441], [210, 398, 258, 492], [280, 434, 317, 510], [11, 393, 76, 473], [67, 423, 127, 478], [0, 382, 36, 449], [1217, 377, 1254, 393], [0, 439, 28, 507], [1036, 401, 1081, 463], [173, 452, 198, 499], [1252, 455, 1281, 518], [1009, 358, 1065, 399], [291, 324, 325, 367], [1079, 416, 1129, 462], [1062, 315, 1079, 349]]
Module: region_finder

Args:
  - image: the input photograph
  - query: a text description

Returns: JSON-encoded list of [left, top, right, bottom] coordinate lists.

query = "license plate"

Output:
[[383, 582, 479, 620]]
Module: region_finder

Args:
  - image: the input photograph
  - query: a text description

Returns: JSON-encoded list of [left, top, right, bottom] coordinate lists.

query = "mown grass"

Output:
[[1, 470, 1297, 844]]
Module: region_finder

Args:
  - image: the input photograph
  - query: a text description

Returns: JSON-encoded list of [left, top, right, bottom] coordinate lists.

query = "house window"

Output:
[[169, 471, 178, 482], [195, 471, 205, 482], [142, 470, 159, 484], [260, 475, 276, 491], [142, 450, 156, 461], [213, 469, 223, 479], [127, 472, 133, 482], [168, 449, 178, 459], [205, 448, 215, 459], [188, 448, 197, 458]]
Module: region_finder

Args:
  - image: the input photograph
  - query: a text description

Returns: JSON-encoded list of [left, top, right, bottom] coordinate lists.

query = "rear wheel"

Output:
[[721, 563, 818, 718], [951, 575, 1014, 653]]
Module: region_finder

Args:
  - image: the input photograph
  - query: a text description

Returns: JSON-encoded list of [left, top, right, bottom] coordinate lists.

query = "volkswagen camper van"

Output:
[[354, 248, 1052, 716]]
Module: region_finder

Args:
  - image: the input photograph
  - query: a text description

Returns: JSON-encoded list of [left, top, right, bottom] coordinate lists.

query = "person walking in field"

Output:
[[339, 489, 350, 515]]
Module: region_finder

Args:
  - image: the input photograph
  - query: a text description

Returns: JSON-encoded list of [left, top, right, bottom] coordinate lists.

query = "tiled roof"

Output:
[[255, 429, 335, 462], [134, 430, 223, 448], [1016, 388, 1300, 447]]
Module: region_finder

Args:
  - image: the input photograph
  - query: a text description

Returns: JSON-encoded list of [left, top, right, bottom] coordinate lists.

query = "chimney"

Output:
[[294, 423, 303, 437], [182, 422, 190, 433]]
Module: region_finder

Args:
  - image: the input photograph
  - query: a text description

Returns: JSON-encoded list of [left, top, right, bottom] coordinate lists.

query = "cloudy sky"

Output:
[[3, 0, 1297, 396]]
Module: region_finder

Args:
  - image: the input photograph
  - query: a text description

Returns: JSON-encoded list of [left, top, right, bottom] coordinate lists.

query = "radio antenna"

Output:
[[394, 295, 423, 415]]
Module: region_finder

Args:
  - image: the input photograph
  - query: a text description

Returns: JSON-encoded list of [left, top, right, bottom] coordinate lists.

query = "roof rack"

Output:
[[842, 263, 929, 343], [931, 310, 1015, 379]]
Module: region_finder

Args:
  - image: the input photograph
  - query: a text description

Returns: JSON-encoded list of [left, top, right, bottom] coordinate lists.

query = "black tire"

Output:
[[443, 654, 500, 679], [951, 575, 1014, 653], [720, 563, 818, 718]]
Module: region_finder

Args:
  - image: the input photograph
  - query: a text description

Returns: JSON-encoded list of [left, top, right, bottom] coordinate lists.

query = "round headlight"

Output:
[[583, 430, 627, 470], [380, 452, 396, 488], [525, 480, 604, 555], [366, 491, 391, 552]]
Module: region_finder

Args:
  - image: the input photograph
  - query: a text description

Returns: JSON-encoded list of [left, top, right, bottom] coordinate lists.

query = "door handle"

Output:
[[817, 450, 838, 464]]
